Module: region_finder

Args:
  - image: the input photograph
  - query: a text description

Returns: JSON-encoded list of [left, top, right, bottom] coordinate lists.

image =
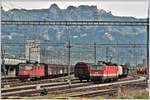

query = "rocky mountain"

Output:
[[2, 4, 143, 21], [1, 4, 147, 64]]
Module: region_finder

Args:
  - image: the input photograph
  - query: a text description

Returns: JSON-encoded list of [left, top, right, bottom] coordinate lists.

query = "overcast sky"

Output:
[[2, 0, 148, 18]]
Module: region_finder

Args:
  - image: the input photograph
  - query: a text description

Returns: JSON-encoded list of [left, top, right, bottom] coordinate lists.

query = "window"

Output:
[[19, 65, 25, 70], [25, 65, 32, 70], [19, 64, 33, 70], [90, 65, 103, 70]]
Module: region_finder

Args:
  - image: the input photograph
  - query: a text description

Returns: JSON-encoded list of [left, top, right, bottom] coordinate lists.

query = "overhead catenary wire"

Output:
[[2, 42, 147, 48], [1, 20, 148, 26]]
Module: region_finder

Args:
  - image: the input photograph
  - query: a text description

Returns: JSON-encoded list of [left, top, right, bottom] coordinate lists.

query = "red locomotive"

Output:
[[16, 61, 74, 80], [89, 63, 119, 82]]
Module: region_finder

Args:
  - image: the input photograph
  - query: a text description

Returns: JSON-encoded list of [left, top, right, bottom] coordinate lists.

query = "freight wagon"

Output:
[[16, 62, 74, 80], [120, 64, 129, 77], [136, 67, 147, 75]]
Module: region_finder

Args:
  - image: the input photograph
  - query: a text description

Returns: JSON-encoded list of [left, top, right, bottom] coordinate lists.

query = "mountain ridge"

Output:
[[1, 4, 147, 62], [2, 4, 145, 21]]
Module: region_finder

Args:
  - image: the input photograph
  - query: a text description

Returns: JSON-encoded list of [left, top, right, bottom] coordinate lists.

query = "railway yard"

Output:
[[1, 73, 148, 99], [1, 52, 149, 99], [1, 1, 149, 99], [1, 62, 148, 99]]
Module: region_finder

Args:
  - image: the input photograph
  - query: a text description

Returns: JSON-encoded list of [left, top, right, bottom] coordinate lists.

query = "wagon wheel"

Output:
[[79, 79, 82, 82], [87, 79, 89, 82]]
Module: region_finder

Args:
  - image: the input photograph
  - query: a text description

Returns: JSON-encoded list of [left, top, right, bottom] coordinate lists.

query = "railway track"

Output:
[[2, 79, 20, 83], [46, 77, 146, 98], [2, 74, 137, 88], [2, 70, 138, 88], [1, 76, 145, 98], [2, 81, 92, 96], [1, 74, 76, 88], [69, 89, 118, 97], [1, 79, 81, 93], [69, 81, 146, 97]]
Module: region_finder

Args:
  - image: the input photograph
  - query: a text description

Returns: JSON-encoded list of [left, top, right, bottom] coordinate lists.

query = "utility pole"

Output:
[[1, 48, 6, 76], [106, 47, 109, 62], [94, 42, 96, 63], [117, 40, 119, 64], [29, 48, 31, 61], [136, 48, 138, 66], [134, 43, 138, 67], [147, 9, 149, 88], [24, 35, 26, 59], [67, 40, 71, 80], [133, 41, 137, 68]]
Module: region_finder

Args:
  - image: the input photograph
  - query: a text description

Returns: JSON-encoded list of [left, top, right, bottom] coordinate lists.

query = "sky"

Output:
[[1, 0, 148, 18]]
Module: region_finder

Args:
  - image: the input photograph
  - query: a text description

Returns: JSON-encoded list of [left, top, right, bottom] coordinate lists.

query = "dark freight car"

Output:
[[120, 64, 129, 77], [47, 64, 74, 77], [74, 62, 94, 82]]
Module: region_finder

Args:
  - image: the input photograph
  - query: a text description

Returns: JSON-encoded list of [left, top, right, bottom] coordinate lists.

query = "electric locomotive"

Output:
[[89, 63, 119, 82]]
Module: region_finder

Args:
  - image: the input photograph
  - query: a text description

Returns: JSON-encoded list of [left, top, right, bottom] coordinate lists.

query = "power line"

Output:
[[2, 42, 147, 48], [1, 20, 148, 26], [2, 42, 147, 45]]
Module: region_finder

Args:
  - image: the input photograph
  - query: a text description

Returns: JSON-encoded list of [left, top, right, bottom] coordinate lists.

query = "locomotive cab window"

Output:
[[25, 65, 32, 70], [90, 65, 103, 70], [19, 64, 33, 70], [19, 65, 25, 70]]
